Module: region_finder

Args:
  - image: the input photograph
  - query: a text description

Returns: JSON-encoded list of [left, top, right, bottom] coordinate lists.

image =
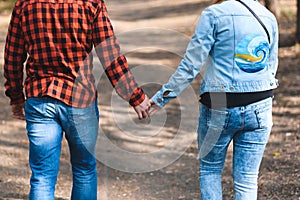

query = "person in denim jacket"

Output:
[[150, 0, 278, 199]]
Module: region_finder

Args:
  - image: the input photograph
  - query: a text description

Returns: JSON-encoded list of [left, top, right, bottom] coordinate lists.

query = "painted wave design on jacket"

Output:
[[235, 34, 270, 73]]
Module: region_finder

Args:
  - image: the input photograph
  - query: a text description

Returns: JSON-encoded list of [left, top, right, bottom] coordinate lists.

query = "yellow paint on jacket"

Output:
[[235, 54, 263, 62]]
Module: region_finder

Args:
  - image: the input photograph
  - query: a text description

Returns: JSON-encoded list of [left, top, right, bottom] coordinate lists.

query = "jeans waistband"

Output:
[[200, 90, 273, 108]]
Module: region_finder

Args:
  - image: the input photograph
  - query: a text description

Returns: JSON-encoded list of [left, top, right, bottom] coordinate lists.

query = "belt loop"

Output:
[[241, 107, 245, 113]]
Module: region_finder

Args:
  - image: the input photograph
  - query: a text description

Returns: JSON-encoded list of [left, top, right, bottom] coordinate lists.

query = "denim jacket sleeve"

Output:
[[268, 20, 279, 77], [151, 9, 216, 107]]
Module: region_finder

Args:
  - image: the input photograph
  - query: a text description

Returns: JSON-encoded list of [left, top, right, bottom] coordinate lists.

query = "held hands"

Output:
[[133, 96, 162, 119], [133, 95, 152, 120], [149, 100, 161, 116], [11, 103, 25, 120]]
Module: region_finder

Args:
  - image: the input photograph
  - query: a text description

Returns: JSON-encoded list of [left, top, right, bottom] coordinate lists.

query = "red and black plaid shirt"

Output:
[[4, 0, 145, 107]]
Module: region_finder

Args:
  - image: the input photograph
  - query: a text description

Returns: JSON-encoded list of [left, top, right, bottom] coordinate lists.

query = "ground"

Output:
[[0, 0, 299, 199]]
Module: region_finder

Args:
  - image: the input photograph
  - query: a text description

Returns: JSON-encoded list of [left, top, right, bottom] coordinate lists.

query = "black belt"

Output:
[[200, 90, 273, 108]]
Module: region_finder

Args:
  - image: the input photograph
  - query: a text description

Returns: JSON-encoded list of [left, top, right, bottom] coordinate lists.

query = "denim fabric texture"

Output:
[[151, 0, 279, 107], [25, 97, 99, 200], [198, 97, 273, 200]]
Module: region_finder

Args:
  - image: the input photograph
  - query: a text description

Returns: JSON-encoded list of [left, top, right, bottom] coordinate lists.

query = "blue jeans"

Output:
[[198, 97, 273, 200], [25, 97, 99, 200]]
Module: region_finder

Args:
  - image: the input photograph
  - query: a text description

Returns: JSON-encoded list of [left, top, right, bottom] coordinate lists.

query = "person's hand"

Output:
[[149, 100, 161, 116], [11, 103, 25, 120], [133, 95, 152, 120]]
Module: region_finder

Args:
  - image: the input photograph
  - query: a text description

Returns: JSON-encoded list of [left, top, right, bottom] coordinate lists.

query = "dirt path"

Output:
[[0, 0, 299, 199]]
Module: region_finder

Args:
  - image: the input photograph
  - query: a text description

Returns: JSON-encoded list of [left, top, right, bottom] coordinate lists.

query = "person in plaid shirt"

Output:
[[4, 0, 151, 199]]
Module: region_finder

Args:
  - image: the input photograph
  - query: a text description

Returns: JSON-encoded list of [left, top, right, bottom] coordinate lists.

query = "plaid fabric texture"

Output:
[[4, 0, 145, 107]]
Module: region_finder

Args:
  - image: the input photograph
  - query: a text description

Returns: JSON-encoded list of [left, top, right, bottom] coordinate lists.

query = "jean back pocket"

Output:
[[207, 108, 231, 130]]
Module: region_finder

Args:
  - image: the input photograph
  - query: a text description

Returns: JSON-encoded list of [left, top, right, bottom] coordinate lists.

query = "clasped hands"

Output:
[[133, 95, 160, 120]]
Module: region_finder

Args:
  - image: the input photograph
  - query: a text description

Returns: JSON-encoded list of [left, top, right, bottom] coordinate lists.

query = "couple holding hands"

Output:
[[4, 0, 278, 199]]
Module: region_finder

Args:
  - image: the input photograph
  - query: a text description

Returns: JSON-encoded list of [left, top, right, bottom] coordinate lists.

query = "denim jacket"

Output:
[[152, 0, 279, 107]]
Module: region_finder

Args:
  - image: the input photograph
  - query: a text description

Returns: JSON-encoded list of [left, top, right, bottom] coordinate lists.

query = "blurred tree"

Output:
[[297, 0, 300, 42], [259, 0, 281, 19]]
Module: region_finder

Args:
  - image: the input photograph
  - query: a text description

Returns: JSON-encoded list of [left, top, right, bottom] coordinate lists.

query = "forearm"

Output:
[[4, 55, 26, 105], [151, 60, 198, 107], [104, 54, 145, 106], [4, 4, 26, 105], [93, 3, 145, 106]]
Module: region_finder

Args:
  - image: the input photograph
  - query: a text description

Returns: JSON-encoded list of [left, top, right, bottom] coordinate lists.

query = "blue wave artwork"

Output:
[[235, 34, 270, 73]]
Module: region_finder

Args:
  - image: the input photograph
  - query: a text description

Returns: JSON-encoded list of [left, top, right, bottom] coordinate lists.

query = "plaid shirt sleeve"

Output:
[[92, 3, 145, 106], [4, 2, 27, 105]]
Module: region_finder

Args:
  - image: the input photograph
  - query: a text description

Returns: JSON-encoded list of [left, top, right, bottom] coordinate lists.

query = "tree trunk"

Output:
[[297, 0, 300, 43], [264, 0, 281, 19]]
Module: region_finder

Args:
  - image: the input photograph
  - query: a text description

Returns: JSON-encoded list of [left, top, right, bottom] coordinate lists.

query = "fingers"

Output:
[[150, 99, 155, 106], [136, 109, 150, 120], [142, 110, 149, 119], [149, 108, 157, 116], [134, 95, 152, 120], [134, 96, 162, 120], [149, 104, 161, 116], [136, 110, 143, 120], [136, 109, 148, 120]]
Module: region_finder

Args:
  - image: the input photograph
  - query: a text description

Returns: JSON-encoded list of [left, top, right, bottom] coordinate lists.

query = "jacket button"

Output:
[[270, 82, 274, 86], [230, 86, 234, 90], [156, 98, 162, 103]]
